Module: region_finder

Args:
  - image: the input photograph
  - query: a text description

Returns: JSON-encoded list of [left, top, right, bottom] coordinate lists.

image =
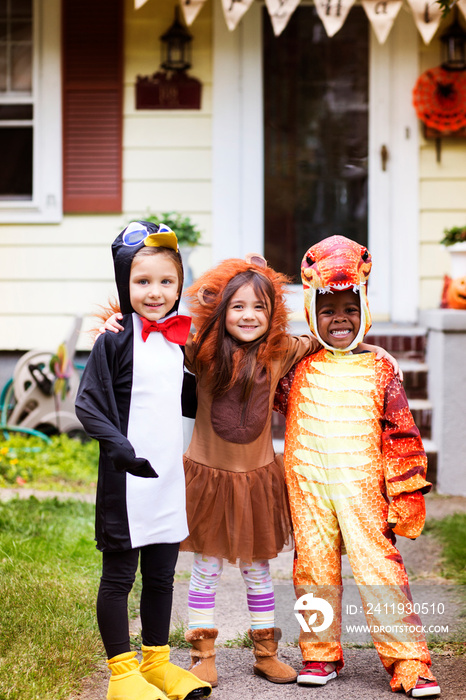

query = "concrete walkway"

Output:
[[66, 492, 466, 700]]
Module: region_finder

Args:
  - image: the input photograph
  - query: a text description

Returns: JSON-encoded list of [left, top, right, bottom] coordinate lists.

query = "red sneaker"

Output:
[[410, 677, 441, 697], [297, 661, 337, 686]]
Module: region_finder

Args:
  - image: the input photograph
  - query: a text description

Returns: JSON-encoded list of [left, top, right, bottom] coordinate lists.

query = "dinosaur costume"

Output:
[[283, 236, 438, 695]]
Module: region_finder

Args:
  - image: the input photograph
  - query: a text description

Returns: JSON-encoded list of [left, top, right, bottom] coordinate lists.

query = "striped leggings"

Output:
[[188, 553, 275, 630]]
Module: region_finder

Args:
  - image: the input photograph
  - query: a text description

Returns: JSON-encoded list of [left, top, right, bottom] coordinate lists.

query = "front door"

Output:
[[263, 6, 369, 282], [212, 4, 419, 321]]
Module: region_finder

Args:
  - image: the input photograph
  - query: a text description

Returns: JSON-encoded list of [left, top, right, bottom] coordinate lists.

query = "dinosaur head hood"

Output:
[[111, 220, 183, 315], [300, 235, 372, 354]]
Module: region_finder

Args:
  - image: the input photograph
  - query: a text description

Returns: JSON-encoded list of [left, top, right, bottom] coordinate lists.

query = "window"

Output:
[[0, 0, 33, 200], [0, 0, 61, 222]]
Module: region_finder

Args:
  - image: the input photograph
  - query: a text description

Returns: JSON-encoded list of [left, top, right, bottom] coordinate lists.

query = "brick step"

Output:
[[398, 360, 428, 372], [409, 398, 433, 440], [399, 360, 428, 400], [408, 398, 432, 411], [423, 439, 438, 486], [365, 324, 427, 361]]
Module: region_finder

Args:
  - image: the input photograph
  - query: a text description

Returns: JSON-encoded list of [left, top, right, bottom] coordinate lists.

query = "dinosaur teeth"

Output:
[[319, 283, 353, 292], [318, 283, 366, 293]]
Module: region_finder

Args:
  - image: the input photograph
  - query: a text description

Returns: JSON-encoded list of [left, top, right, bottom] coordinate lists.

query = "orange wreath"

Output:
[[413, 66, 466, 132]]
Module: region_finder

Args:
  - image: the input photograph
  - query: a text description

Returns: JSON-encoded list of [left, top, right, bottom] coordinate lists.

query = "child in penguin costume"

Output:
[[75, 221, 211, 700]]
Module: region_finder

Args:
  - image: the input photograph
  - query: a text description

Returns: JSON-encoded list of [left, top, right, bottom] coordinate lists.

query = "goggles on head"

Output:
[[122, 222, 178, 251]]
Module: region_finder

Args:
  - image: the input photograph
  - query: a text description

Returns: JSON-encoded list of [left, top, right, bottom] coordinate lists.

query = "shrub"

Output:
[[0, 434, 98, 490], [137, 212, 202, 247], [440, 226, 466, 247]]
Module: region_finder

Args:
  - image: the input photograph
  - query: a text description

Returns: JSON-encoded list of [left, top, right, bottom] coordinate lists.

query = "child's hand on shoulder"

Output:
[[99, 312, 124, 335]]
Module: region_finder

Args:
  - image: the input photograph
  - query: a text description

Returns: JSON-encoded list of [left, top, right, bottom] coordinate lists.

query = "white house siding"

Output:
[[3, 1, 466, 358], [0, 0, 213, 353], [123, 0, 213, 283], [418, 33, 466, 311], [0, 216, 121, 352]]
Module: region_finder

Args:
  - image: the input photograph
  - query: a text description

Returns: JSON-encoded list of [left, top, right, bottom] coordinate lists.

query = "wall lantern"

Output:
[[160, 7, 192, 72], [440, 14, 466, 72], [135, 8, 202, 110]]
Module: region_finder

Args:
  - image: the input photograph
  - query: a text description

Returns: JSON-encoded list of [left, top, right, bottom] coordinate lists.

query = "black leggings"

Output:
[[97, 542, 180, 659]]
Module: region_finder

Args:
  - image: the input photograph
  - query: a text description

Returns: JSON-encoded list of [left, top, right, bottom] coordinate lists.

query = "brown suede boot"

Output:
[[248, 628, 297, 684], [184, 628, 218, 688]]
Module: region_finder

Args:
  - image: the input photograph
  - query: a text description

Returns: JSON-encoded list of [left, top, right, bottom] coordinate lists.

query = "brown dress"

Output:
[[180, 334, 317, 564]]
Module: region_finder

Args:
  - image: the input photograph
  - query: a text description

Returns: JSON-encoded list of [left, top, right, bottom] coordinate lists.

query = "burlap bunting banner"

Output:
[[457, 0, 466, 21], [314, 0, 356, 38], [180, 0, 208, 26], [361, 0, 403, 44], [221, 0, 255, 31], [134, 0, 458, 46], [406, 0, 443, 44], [265, 0, 302, 36]]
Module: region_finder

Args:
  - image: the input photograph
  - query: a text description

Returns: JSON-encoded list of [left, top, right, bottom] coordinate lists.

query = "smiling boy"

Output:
[[283, 236, 440, 698], [314, 288, 361, 349]]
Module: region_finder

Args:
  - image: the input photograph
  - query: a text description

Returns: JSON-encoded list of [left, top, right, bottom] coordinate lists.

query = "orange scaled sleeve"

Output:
[[378, 365, 432, 499]]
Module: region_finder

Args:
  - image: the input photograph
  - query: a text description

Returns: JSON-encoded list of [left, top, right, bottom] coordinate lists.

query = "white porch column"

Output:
[[368, 9, 419, 322], [212, 4, 263, 262], [421, 309, 466, 495], [388, 12, 420, 323]]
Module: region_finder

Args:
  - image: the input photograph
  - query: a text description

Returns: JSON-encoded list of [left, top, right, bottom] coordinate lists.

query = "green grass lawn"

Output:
[[423, 513, 466, 655], [424, 513, 466, 585], [1, 433, 465, 698], [0, 497, 102, 700]]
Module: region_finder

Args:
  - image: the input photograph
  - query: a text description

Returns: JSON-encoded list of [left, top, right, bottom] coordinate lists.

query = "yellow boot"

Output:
[[140, 645, 212, 700], [106, 651, 169, 700]]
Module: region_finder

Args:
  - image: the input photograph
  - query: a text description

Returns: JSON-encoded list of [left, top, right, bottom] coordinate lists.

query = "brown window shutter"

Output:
[[62, 0, 123, 213]]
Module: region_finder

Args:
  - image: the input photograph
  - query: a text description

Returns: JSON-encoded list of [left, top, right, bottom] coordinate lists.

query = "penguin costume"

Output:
[[75, 221, 211, 700]]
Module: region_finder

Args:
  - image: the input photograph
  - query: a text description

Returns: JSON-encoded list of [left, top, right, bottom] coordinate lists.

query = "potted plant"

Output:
[[137, 211, 202, 286], [441, 225, 466, 278]]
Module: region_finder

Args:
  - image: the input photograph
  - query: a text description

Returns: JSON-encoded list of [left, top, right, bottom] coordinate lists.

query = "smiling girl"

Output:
[[178, 257, 316, 687]]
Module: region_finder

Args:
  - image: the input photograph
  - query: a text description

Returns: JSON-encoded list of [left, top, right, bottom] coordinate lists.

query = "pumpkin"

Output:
[[442, 275, 466, 310]]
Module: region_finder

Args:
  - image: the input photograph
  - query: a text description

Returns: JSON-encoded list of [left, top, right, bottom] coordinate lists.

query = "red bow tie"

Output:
[[141, 315, 191, 345]]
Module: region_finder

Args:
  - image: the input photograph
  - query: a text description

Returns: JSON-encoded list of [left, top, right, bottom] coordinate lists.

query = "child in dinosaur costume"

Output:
[[283, 236, 440, 698]]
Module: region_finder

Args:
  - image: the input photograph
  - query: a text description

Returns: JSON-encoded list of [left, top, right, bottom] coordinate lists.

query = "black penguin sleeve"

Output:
[[75, 331, 157, 479]]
